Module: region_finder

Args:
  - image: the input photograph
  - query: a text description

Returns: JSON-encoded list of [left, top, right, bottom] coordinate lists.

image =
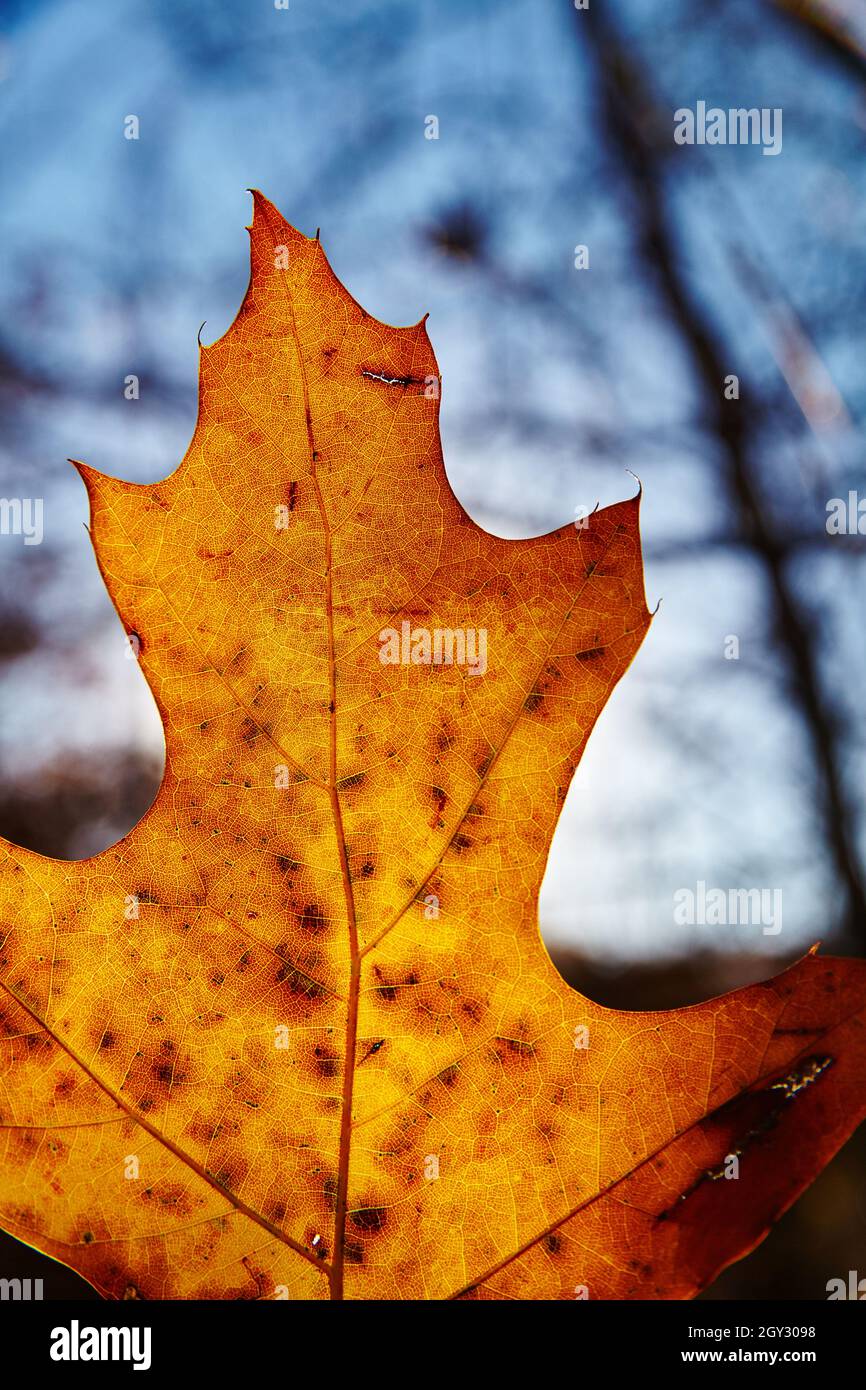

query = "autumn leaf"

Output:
[[1, 192, 865, 1301]]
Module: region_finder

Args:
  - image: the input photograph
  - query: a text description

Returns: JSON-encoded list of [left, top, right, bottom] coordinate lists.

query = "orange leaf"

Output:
[[1, 192, 864, 1300]]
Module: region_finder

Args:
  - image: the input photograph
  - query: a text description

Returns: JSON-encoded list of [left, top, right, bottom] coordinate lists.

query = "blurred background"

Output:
[[1, 0, 865, 1298]]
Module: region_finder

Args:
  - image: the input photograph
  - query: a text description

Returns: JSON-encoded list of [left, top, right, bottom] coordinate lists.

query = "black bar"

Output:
[[1, 1296, 861, 1377]]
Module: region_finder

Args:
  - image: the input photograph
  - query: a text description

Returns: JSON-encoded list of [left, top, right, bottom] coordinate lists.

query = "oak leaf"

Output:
[[1, 192, 865, 1301]]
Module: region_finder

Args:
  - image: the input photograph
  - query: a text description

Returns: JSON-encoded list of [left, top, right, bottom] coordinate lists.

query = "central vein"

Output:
[[277, 239, 359, 1300]]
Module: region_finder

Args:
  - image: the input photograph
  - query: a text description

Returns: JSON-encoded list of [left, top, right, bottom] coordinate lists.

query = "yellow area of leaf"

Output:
[[1, 193, 864, 1300]]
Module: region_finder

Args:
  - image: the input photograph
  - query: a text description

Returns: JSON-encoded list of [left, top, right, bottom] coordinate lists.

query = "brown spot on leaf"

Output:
[[350, 1204, 388, 1234]]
